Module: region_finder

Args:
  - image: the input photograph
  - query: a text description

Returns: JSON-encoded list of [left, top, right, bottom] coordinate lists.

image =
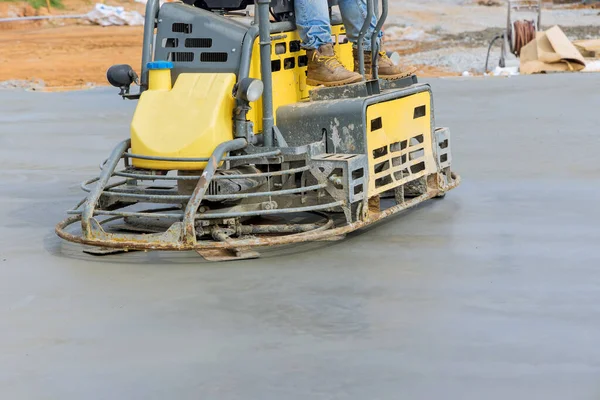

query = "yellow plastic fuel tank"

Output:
[[131, 62, 236, 170]]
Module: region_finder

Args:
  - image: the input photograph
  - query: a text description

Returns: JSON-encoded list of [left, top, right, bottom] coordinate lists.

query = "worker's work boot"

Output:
[[306, 44, 363, 87], [353, 48, 417, 80]]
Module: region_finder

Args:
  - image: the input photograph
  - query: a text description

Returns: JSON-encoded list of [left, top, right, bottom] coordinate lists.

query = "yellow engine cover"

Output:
[[248, 24, 352, 133], [130, 73, 236, 170], [366, 91, 437, 197]]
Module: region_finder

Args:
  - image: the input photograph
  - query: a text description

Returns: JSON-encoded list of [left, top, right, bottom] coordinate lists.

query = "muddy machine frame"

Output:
[[56, 0, 460, 260]]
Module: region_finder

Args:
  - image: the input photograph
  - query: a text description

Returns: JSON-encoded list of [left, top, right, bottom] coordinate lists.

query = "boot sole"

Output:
[[306, 75, 364, 87], [377, 67, 418, 81], [358, 67, 418, 81]]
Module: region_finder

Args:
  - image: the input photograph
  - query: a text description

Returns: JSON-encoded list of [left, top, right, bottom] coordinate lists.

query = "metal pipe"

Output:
[[112, 164, 307, 181], [122, 149, 280, 162], [69, 200, 342, 220], [241, 223, 324, 235], [357, 0, 374, 76], [81, 139, 130, 236], [194, 201, 344, 219], [239, 26, 260, 80], [211, 165, 309, 180], [203, 183, 326, 200], [235, 25, 260, 139], [236, 21, 293, 141], [371, 0, 388, 80], [256, 0, 275, 147], [70, 209, 183, 219], [102, 181, 325, 203], [140, 0, 160, 90], [81, 177, 127, 193], [238, 22, 295, 81], [182, 138, 248, 244], [71, 202, 343, 224], [0, 14, 85, 22]]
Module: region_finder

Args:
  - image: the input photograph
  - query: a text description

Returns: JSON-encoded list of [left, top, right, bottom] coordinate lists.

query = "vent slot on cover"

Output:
[[200, 52, 228, 62], [169, 52, 194, 62], [172, 23, 192, 34], [185, 38, 212, 48]]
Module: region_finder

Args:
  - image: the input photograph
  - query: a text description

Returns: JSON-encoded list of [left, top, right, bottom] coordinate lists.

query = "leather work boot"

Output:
[[306, 44, 363, 87], [353, 48, 417, 80]]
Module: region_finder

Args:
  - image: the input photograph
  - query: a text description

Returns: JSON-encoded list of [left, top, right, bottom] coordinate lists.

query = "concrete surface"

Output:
[[1, 74, 600, 399]]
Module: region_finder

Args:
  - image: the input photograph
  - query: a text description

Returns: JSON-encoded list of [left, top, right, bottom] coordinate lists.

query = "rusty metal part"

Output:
[[55, 174, 460, 252], [196, 248, 260, 261], [239, 223, 322, 235], [182, 138, 248, 245], [81, 139, 131, 237], [204, 227, 260, 260]]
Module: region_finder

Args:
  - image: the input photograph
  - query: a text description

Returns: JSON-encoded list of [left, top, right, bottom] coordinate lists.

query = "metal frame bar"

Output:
[[122, 149, 281, 162], [256, 0, 275, 146], [141, 0, 160, 90], [357, 0, 374, 76], [182, 138, 248, 244], [111, 165, 310, 181], [370, 0, 388, 79], [89, 182, 327, 203], [67, 199, 343, 220], [81, 139, 130, 236]]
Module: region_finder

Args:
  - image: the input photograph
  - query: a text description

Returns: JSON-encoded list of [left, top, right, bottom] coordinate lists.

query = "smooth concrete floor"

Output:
[[1, 74, 599, 399]]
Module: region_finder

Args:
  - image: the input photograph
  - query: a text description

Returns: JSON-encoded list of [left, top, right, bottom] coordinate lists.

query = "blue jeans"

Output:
[[294, 0, 384, 50]]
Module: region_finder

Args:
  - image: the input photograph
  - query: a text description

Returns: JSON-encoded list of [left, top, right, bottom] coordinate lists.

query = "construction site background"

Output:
[[1, 0, 600, 89]]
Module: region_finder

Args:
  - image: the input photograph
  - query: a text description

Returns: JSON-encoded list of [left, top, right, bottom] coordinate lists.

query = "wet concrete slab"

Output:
[[1, 74, 599, 399]]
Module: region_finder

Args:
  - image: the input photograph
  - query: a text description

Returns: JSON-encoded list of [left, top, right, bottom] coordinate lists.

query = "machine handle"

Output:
[[140, 0, 160, 91], [370, 0, 388, 79], [357, 0, 388, 79], [356, 0, 374, 77]]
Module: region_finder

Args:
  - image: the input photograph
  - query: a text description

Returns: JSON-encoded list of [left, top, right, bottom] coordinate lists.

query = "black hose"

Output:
[[485, 34, 503, 73]]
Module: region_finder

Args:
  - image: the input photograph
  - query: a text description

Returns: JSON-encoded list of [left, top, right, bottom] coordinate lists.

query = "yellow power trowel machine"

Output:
[[56, 0, 460, 260]]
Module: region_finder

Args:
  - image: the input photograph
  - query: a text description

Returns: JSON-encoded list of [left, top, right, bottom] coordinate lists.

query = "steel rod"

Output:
[[68, 200, 343, 220], [81, 139, 131, 237], [122, 149, 280, 162], [357, 0, 375, 76], [112, 165, 307, 181], [182, 138, 248, 244], [193, 201, 344, 219], [371, 0, 388, 79], [0, 14, 85, 22], [140, 0, 160, 90], [256, 0, 275, 147]]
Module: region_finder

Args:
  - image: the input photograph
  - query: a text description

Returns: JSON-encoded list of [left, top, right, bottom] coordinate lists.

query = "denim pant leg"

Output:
[[338, 0, 383, 50], [294, 0, 333, 49]]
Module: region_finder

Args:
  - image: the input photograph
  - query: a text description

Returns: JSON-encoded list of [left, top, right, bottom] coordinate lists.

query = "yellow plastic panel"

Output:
[[248, 24, 352, 133], [366, 91, 437, 196], [130, 73, 236, 170]]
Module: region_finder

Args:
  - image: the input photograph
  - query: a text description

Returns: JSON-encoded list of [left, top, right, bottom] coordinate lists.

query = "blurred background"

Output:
[[1, 0, 599, 90]]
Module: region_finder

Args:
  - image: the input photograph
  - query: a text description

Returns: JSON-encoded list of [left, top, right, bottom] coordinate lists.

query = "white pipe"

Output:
[[0, 14, 86, 23]]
